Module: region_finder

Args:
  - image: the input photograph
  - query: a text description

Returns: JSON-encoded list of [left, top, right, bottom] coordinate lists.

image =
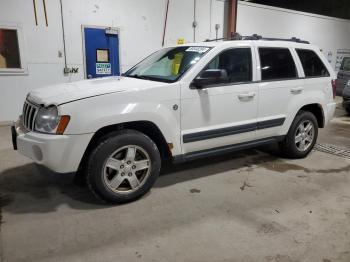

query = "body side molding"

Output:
[[183, 117, 285, 143]]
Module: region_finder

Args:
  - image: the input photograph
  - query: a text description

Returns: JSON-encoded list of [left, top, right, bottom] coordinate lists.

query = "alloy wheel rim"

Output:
[[294, 120, 314, 152], [102, 145, 151, 194]]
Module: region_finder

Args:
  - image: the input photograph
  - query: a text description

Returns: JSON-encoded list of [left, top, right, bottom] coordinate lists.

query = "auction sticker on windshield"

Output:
[[186, 47, 209, 53]]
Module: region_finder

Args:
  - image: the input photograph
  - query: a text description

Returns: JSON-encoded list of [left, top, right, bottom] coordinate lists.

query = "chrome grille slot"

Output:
[[22, 101, 39, 131]]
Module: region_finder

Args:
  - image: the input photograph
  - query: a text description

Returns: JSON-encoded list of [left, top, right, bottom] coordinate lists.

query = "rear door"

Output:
[[83, 27, 120, 79], [255, 45, 303, 140]]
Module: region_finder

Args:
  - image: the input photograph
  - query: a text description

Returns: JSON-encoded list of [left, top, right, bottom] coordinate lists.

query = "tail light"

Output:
[[331, 79, 336, 99]]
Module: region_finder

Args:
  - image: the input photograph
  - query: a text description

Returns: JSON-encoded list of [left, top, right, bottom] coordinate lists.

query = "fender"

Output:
[[59, 83, 182, 155]]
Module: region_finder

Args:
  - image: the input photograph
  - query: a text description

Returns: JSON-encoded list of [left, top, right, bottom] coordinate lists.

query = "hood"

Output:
[[28, 76, 165, 106]]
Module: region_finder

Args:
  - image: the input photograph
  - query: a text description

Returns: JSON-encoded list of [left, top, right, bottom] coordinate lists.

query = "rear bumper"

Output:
[[12, 119, 93, 173], [325, 102, 336, 125]]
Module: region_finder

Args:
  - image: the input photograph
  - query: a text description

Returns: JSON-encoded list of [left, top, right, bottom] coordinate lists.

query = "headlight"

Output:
[[347, 80, 350, 87], [35, 106, 70, 134]]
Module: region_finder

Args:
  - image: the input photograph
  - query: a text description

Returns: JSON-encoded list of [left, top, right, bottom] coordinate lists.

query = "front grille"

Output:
[[22, 100, 39, 131]]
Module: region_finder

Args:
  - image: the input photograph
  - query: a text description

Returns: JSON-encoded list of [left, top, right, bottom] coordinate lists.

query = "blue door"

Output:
[[84, 27, 120, 78]]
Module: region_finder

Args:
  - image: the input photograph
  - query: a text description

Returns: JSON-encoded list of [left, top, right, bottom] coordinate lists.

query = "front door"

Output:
[[84, 27, 120, 79], [181, 47, 259, 154]]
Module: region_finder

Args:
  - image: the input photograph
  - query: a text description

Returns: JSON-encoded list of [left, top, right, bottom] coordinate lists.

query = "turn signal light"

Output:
[[56, 115, 70, 135]]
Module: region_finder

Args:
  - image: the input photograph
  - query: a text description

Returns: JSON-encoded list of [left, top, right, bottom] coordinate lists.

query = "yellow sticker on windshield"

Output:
[[172, 53, 183, 75]]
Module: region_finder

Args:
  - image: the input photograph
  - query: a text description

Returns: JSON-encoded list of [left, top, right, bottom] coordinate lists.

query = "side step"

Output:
[[173, 136, 284, 163]]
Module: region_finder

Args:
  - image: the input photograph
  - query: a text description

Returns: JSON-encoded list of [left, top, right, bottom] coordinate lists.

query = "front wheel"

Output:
[[87, 130, 161, 204], [279, 111, 318, 159]]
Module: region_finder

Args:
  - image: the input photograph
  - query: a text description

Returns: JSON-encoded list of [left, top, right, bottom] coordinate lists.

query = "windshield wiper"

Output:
[[126, 74, 152, 80], [125, 74, 172, 83]]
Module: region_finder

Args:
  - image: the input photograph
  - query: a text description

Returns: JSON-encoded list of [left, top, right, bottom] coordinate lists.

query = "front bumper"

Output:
[[12, 119, 94, 173]]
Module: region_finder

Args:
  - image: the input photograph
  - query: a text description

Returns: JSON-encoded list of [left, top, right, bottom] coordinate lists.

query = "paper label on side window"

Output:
[[186, 47, 209, 53]]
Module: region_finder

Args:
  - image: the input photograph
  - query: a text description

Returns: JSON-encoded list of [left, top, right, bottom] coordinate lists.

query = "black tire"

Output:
[[279, 111, 318, 159], [87, 129, 161, 204]]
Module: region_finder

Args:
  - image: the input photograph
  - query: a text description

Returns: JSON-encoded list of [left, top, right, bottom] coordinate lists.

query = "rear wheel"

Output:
[[87, 130, 161, 204], [279, 111, 318, 158]]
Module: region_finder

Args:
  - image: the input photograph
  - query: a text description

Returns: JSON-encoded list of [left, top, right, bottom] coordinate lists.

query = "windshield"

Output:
[[124, 46, 212, 83]]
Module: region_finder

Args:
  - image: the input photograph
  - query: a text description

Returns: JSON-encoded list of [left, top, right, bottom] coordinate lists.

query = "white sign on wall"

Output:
[[96, 63, 111, 75]]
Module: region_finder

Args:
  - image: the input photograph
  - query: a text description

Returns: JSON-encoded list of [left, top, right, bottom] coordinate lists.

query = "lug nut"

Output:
[[132, 165, 136, 169], [128, 173, 132, 177], [120, 165, 124, 169], [121, 172, 125, 176], [127, 161, 131, 164]]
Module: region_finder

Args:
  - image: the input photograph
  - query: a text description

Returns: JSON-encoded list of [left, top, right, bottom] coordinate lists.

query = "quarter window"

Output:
[[296, 49, 330, 77], [205, 48, 252, 84], [259, 48, 297, 81]]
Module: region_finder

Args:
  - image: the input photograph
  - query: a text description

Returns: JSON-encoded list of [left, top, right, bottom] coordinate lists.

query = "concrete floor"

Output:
[[0, 108, 350, 262]]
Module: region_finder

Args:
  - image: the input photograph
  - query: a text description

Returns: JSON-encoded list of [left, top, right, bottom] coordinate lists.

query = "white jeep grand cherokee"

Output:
[[12, 36, 336, 203]]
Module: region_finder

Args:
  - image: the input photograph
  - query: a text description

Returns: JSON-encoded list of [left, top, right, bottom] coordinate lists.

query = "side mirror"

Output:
[[191, 69, 229, 89]]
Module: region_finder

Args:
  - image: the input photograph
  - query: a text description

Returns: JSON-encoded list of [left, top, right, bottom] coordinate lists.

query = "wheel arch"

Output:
[[77, 121, 172, 174], [298, 103, 325, 128]]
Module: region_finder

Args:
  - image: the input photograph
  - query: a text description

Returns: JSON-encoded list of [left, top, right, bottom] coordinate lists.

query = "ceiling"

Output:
[[240, 0, 350, 20]]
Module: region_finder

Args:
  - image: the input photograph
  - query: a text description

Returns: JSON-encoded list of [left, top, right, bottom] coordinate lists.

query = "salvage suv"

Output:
[[12, 34, 336, 203]]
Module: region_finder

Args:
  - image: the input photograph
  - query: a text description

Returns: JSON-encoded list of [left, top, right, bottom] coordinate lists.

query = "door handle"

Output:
[[290, 87, 304, 94], [238, 92, 256, 100]]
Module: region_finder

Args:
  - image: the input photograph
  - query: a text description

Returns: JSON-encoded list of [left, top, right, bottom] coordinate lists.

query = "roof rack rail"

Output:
[[204, 32, 310, 44], [204, 37, 227, 42]]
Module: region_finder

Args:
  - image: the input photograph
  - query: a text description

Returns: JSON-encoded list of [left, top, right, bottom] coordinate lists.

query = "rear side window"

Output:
[[296, 49, 330, 77], [206, 48, 252, 83], [340, 57, 350, 71], [259, 48, 297, 81]]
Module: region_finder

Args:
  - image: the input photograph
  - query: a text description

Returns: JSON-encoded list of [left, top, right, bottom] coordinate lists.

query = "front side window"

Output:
[[259, 47, 297, 81], [296, 49, 330, 77], [340, 57, 350, 72], [204, 48, 252, 84], [124, 46, 211, 83]]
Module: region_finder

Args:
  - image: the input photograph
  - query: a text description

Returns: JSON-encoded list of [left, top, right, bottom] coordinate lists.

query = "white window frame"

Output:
[[0, 23, 28, 75]]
